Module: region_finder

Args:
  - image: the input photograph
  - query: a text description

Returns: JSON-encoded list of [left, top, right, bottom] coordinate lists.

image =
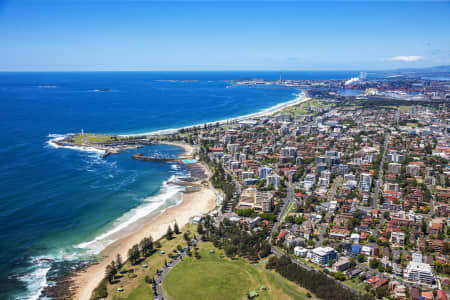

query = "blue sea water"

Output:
[[0, 71, 358, 299]]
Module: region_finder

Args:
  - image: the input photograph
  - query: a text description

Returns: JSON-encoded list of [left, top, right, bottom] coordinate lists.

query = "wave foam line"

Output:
[[46, 134, 105, 155], [75, 177, 184, 254]]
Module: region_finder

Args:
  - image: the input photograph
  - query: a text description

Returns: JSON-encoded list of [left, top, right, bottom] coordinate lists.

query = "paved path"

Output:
[[153, 237, 199, 300]]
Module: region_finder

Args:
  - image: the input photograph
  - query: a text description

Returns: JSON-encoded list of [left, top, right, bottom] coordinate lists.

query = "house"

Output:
[[437, 290, 448, 300], [421, 291, 434, 300], [367, 276, 388, 289], [351, 244, 361, 255], [361, 245, 372, 256], [389, 281, 407, 300], [410, 287, 420, 300], [350, 233, 360, 243], [348, 268, 362, 278], [329, 228, 350, 240]]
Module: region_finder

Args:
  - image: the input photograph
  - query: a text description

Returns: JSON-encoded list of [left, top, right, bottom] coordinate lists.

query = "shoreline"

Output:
[[72, 141, 215, 300], [46, 90, 310, 155], [117, 90, 309, 137], [49, 93, 310, 299]]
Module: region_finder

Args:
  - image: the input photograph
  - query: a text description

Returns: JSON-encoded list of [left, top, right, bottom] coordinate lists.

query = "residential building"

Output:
[[310, 246, 338, 265], [404, 261, 435, 284]]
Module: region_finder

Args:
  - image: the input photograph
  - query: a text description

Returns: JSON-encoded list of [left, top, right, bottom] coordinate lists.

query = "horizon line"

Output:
[[0, 66, 445, 73]]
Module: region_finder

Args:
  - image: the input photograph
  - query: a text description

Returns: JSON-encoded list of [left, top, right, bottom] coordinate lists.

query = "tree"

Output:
[[197, 223, 204, 234], [128, 244, 140, 265], [443, 242, 450, 255], [375, 285, 389, 298], [105, 262, 117, 284], [139, 237, 154, 257], [105, 265, 115, 283], [369, 258, 380, 269], [183, 232, 190, 242], [357, 254, 365, 263], [174, 222, 180, 234], [116, 254, 122, 271], [144, 275, 153, 284], [166, 225, 173, 240], [421, 219, 427, 234], [334, 271, 346, 281]]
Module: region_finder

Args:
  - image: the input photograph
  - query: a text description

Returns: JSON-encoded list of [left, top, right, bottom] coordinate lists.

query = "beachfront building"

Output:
[[237, 188, 274, 212], [310, 246, 338, 266], [404, 261, 435, 284]]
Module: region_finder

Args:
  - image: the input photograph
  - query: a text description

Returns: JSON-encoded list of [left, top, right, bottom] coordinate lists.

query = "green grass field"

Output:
[[163, 242, 319, 300], [399, 105, 412, 111], [73, 133, 116, 145], [101, 225, 196, 300], [277, 98, 331, 116]]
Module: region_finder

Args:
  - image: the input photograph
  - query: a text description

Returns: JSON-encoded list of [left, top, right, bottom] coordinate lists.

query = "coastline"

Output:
[[51, 93, 310, 300], [72, 141, 216, 300], [46, 91, 310, 154], [117, 90, 310, 137]]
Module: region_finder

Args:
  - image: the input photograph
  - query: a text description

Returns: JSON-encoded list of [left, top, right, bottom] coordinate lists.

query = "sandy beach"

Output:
[[72, 142, 215, 300]]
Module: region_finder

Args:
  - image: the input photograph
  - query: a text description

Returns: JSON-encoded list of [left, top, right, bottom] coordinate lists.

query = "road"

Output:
[[153, 237, 199, 300], [372, 132, 389, 209], [272, 184, 294, 234]]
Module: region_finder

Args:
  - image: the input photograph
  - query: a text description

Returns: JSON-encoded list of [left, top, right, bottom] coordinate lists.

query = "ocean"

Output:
[[0, 71, 358, 299]]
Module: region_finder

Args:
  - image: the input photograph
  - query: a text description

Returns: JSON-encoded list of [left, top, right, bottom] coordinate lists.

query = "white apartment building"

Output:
[[404, 262, 435, 284]]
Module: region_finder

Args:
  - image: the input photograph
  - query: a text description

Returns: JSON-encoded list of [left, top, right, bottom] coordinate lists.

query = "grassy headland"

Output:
[[72, 133, 120, 145], [163, 241, 318, 300], [276, 98, 332, 116]]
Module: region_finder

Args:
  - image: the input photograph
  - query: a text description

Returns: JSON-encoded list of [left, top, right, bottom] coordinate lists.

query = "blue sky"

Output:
[[0, 1, 449, 71]]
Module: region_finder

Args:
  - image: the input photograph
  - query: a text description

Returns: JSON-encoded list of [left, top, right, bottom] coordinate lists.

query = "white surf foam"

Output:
[[15, 262, 51, 300], [46, 134, 105, 155], [74, 179, 184, 254]]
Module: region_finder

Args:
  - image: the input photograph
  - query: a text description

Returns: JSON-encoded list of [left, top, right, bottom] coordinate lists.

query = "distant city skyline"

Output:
[[0, 0, 449, 71]]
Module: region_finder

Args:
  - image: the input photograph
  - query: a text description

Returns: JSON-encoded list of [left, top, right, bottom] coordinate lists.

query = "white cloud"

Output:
[[390, 56, 424, 62]]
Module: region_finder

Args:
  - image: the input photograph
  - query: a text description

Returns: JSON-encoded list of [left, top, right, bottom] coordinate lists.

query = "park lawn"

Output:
[[105, 224, 195, 300], [257, 260, 320, 300], [399, 105, 412, 111], [406, 122, 418, 127], [73, 133, 115, 145], [277, 98, 331, 117], [163, 242, 319, 300]]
